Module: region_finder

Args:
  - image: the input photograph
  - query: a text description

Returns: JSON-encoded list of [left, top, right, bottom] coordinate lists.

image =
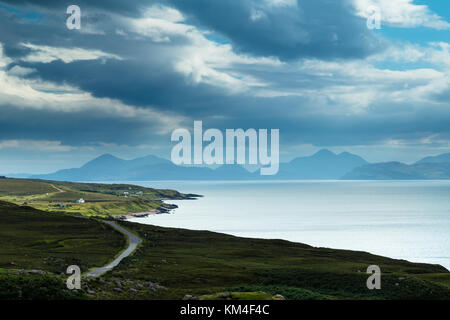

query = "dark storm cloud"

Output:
[[0, 0, 448, 166], [0, 0, 149, 16], [2, 0, 385, 61], [275, 109, 450, 147], [3, 91, 450, 150], [167, 0, 385, 61], [0, 4, 124, 51], [0, 104, 173, 147], [22, 59, 229, 115]]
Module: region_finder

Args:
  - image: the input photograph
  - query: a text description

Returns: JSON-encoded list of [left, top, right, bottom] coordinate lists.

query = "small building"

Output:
[[74, 198, 85, 204], [59, 203, 66, 208]]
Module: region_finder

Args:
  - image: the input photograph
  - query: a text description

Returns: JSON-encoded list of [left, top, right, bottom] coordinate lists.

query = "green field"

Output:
[[0, 177, 197, 218], [1, 179, 450, 300]]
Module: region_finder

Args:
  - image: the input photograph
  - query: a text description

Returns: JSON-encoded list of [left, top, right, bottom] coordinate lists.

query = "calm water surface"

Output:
[[126, 180, 450, 269]]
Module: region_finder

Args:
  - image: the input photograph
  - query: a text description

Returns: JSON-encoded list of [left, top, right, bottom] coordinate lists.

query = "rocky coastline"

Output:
[[114, 203, 179, 220]]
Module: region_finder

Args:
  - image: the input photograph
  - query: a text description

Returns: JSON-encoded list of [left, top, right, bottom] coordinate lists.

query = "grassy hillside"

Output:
[[1, 190, 450, 300], [0, 177, 198, 218], [0, 201, 125, 274], [0, 178, 56, 196], [90, 221, 450, 300]]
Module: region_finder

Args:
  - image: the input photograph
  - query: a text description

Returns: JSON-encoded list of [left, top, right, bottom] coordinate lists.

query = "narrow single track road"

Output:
[[84, 221, 142, 277]]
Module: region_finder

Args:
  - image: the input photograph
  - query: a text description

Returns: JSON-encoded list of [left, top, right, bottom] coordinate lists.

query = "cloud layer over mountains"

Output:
[[0, 0, 449, 172]]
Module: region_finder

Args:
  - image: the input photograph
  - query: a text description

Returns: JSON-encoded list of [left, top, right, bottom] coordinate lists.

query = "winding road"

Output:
[[84, 221, 142, 277]]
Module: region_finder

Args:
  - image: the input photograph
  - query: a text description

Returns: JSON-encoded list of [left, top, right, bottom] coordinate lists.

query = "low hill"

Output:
[[0, 177, 198, 218], [106, 220, 450, 300], [0, 201, 124, 274]]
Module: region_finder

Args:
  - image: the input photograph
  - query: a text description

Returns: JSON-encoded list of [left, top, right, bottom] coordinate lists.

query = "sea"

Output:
[[125, 180, 450, 270]]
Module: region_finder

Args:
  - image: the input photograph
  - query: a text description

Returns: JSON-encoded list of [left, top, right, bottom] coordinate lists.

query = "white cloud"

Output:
[[124, 6, 281, 93], [427, 42, 450, 68], [121, 8, 449, 116], [144, 5, 185, 22], [124, 2, 448, 106], [353, 0, 450, 29], [125, 5, 189, 42], [0, 43, 185, 135], [371, 42, 450, 69], [126, 8, 449, 116], [128, 16, 192, 43], [20, 43, 122, 63], [8, 65, 36, 77], [252, 55, 448, 115]]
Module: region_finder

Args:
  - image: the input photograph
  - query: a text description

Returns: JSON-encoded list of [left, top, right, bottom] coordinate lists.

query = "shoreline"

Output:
[[117, 194, 202, 221], [114, 210, 159, 220], [115, 202, 180, 220]]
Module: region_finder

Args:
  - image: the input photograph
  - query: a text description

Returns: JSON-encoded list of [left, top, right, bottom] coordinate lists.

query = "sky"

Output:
[[0, 0, 449, 173]]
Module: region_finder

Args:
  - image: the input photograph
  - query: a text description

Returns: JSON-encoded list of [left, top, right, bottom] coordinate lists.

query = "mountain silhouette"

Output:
[[32, 149, 368, 181]]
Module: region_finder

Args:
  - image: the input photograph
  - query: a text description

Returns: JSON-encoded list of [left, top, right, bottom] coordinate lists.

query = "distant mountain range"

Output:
[[270, 149, 368, 179], [343, 153, 450, 180], [25, 151, 450, 182], [30, 149, 366, 181], [31, 153, 255, 181]]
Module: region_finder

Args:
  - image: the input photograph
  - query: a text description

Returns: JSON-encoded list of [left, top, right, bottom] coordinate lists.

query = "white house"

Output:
[[75, 198, 85, 204]]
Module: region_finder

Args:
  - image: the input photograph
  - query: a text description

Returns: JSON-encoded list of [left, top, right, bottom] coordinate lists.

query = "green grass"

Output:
[[92, 221, 450, 300], [0, 177, 197, 217], [0, 179, 55, 196], [0, 274, 86, 300], [415, 273, 450, 289], [0, 201, 125, 274], [30, 198, 164, 217]]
